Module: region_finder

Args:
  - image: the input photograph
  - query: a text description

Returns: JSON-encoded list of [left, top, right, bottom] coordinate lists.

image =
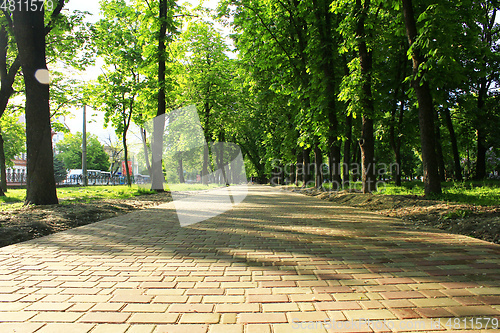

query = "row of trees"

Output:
[[215, 0, 500, 195], [4, 0, 499, 204]]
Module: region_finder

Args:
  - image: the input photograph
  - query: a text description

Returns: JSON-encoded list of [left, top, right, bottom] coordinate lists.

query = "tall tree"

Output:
[[91, 0, 148, 186], [401, 0, 441, 195], [12, 1, 59, 205]]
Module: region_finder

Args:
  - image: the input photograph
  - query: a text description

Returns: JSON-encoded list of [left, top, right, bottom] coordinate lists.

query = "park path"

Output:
[[0, 185, 499, 333]]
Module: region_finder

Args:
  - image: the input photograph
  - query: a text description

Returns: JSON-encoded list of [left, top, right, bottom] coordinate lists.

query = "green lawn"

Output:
[[291, 179, 500, 206]]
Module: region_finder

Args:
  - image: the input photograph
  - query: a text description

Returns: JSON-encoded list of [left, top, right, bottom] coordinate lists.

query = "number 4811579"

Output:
[[0, 0, 55, 12]]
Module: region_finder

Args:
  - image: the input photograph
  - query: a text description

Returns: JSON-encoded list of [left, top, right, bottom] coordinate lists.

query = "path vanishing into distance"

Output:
[[0, 185, 499, 333]]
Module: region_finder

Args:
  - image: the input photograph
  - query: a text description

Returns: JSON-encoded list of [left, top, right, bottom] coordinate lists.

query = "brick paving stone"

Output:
[[208, 324, 244, 333], [379, 291, 425, 299], [78, 312, 130, 323], [126, 324, 156, 333], [239, 313, 287, 324], [128, 313, 179, 324], [35, 323, 95, 333], [315, 301, 362, 311], [272, 323, 328, 333], [0, 186, 499, 332], [0, 323, 44, 333], [24, 302, 73, 312], [180, 313, 220, 324], [262, 303, 299, 312], [154, 324, 208, 333], [414, 307, 454, 318], [30, 312, 83, 322], [215, 304, 260, 313], [122, 304, 169, 313], [91, 324, 130, 333], [0, 311, 37, 322], [168, 304, 214, 313], [391, 308, 421, 319], [446, 305, 500, 316]]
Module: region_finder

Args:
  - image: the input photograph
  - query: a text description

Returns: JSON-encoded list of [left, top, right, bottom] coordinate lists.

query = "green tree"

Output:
[[56, 133, 110, 171], [176, 19, 235, 185], [89, 0, 149, 186], [53, 155, 67, 183], [0, 107, 25, 193]]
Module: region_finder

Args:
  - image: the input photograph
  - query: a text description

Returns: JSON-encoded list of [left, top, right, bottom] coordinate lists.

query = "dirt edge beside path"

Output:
[[281, 186, 500, 244], [0, 192, 173, 248]]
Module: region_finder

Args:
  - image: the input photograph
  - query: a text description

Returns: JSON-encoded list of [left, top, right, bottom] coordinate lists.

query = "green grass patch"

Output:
[[376, 180, 500, 206], [0, 183, 230, 211]]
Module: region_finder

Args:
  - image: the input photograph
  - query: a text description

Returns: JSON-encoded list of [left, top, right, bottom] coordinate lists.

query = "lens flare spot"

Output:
[[35, 69, 51, 85]]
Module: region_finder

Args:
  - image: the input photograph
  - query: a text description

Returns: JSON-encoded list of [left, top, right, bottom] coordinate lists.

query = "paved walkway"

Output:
[[0, 185, 499, 333]]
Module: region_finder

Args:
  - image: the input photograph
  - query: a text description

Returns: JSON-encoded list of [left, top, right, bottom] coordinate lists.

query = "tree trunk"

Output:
[[476, 129, 487, 180], [302, 147, 311, 187], [343, 114, 352, 187], [401, 0, 441, 195], [177, 153, 185, 183], [0, 133, 6, 195], [311, 0, 342, 190], [434, 110, 446, 181], [314, 144, 323, 189], [123, 133, 132, 186], [442, 108, 462, 181], [295, 152, 303, 186], [329, 144, 342, 190], [13, 4, 58, 205], [360, 117, 376, 193], [216, 142, 229, 186], [475, 79, 488, 180], [202, 145, 209, 185], [151, 0, 168, 192], [356, 0, 376, 193]]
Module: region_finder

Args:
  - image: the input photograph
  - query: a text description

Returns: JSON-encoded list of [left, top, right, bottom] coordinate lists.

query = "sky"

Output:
[[61, 0, 222, 145]]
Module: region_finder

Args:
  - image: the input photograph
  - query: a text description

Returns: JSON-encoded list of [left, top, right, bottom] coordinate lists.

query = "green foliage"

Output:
[[0, 108, 25, 167], [55, 132, 110, 171]]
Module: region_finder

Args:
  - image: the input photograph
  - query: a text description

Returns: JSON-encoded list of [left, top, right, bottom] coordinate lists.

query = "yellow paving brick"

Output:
[[286, 311, 330, 322], [122, 304, 169, 313], [333, 293, 369, 301], [202, 295, 245, 303], [0, 311, 37, 322], [0, 323, 44, 333], [343, 309, 397, 321], [37, 323, 95, 333], [180, 313, 220, 324], [262, 303, 299, 312], [220, 313, 237, 324], [273, 323, 327, 333], [79, 312, 130, 323], [0, 302, 29, 311], [245, 324, 271, 333], [410, 298, 461, 307], [91, 324, 129, 333], [128, 313, 179, 324], [125, 324, 156, 333], [153, 324, 208, 333], [30, 312, 83, 322], [209, 324, 243, 333], [24, 302, 73, 312]]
